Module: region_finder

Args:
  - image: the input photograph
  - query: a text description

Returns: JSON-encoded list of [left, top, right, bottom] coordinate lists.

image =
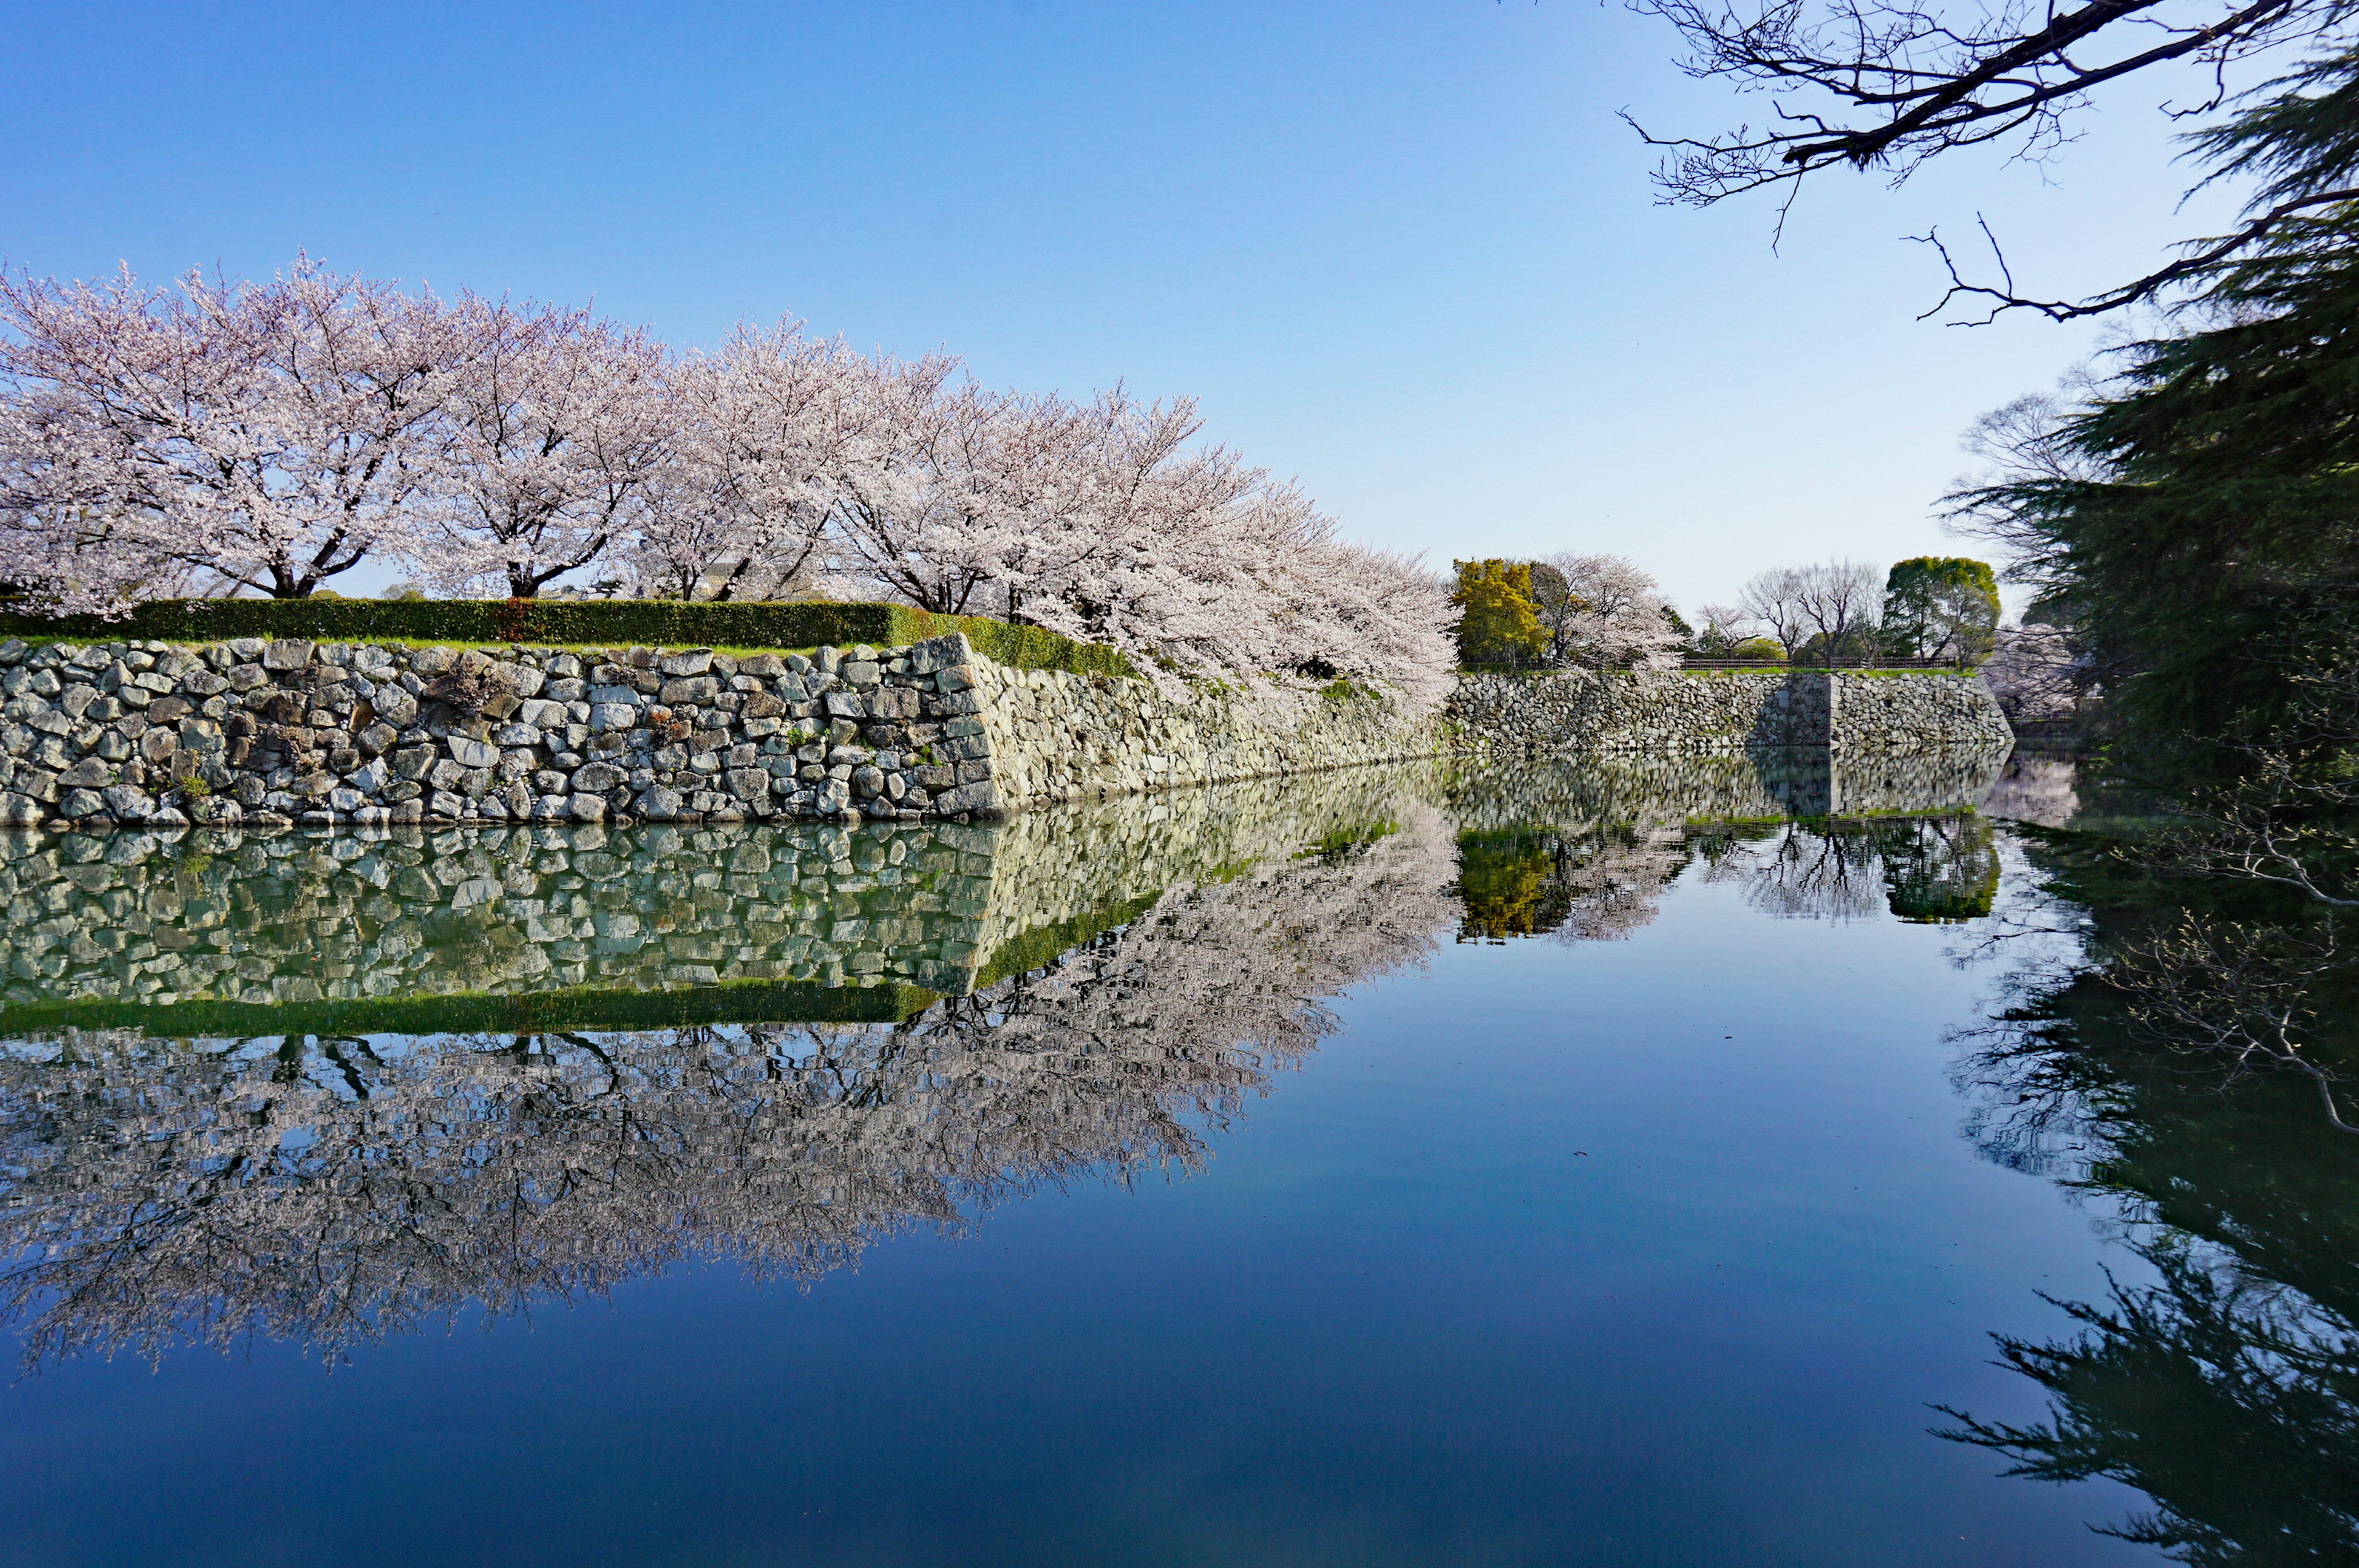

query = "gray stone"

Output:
[[491, 661, 545, 698], [446, 735, 500, 769], [907, 634, 972, 675], [100, 784, 155, 821], [632, 785, 684, 821], [262, 640, 313, 671], [933, 781, 1000, 814], [657, 650, 713, 677]]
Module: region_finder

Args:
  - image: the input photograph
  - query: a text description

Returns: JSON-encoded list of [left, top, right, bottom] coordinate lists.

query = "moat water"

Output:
[[0, 748, 2291, 1566]]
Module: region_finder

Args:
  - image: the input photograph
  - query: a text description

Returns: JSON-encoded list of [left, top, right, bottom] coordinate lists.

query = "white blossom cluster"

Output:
[[0, 259, 1455, 708]]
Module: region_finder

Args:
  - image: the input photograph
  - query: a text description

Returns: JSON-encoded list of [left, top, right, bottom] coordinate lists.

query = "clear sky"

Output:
[[1, 1, 2259, 615]]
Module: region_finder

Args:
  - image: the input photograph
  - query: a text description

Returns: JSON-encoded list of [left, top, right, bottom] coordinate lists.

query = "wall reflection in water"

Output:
[[0, 746, 2016, 1367]]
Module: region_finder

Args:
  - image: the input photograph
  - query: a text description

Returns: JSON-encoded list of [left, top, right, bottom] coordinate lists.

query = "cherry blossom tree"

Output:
[[0, 255, 1459, 702], [626, 318, 869, 601], [414, 297, 673, 598], [0, 257, 469, 605], [1539, 552, 1683, 669]]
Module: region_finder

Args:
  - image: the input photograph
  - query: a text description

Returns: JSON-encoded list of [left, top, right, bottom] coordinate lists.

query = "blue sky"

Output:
[[3, 1, 2256, 614]]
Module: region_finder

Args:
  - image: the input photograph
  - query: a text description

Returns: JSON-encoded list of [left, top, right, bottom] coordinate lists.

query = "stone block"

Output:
[[633, 786, 683, 821], [589, 703, 636, 734], [491, 661, 545, 697], [932, 781, 1000, 815], [446, 735, 499, 769], [657, 650, 713, 677], [262, 640, 313, 671], [100, 784, 155, 821], [907, 634, 971, 675], [567, 794, 606, 824]]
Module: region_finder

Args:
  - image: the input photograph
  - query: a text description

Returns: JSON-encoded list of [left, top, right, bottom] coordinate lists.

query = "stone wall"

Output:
[[1446, 668, 2011, 755], [0, 632, 1019, 832], [971, 661, 1447, 809], [0, 632, 2010, 833]]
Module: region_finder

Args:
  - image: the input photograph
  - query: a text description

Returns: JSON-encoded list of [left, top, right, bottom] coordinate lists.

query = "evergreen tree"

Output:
[[1883, 557, 1999, 662]]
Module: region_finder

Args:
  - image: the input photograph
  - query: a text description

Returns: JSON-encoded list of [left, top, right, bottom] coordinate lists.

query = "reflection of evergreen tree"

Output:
[[1937, 1243, 2359, 1566], [1949, 905, 2359, 1562], [1877, 816, 2001, 923], [1451, 831, 1574, 941], [1447, 827, 1686, 944]]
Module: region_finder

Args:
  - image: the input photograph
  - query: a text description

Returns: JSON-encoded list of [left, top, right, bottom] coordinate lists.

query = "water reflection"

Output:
[[0, 746, 2020, 1369], [1944, 804, 2359, 1561]]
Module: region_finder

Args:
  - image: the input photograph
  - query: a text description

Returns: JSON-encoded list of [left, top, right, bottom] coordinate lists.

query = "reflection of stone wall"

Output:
[[1449, 668, 2011, 755], [0, 762, 1458, 1026], [1444, 746, 2011, 834], [0, 808, 1458, 1368]]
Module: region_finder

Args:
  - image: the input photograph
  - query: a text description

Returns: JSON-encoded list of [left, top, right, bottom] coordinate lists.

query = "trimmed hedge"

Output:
[[0, 598, 1136, 678]]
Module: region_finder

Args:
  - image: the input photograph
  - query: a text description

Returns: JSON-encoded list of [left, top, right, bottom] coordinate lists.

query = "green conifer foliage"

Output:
[[1884, 557, 2000, 662]]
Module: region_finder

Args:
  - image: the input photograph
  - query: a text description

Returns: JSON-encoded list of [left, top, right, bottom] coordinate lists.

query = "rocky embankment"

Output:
[[0, 633, 1002, 830]]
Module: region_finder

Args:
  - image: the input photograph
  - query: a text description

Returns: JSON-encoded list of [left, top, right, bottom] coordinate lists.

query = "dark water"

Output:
[[0, 748, 2273, 1566]]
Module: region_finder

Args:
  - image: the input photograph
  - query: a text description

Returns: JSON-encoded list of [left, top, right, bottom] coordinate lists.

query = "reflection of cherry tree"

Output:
[[0, 808, 1456, 1368]]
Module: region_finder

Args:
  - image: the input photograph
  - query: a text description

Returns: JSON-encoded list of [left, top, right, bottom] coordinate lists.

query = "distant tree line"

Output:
[[1450, 553, 1999, 671]]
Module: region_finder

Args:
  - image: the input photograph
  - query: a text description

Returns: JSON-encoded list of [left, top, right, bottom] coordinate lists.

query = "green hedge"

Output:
[[0, 598, 1136, 678]]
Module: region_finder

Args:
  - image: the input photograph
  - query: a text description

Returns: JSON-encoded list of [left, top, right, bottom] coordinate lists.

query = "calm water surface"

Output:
[[0, 751, 2208, 1565]]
